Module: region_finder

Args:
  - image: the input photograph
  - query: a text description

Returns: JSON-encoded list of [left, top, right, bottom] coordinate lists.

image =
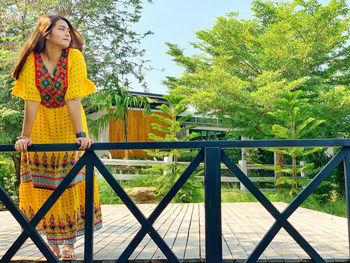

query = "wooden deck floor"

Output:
[[0, 202, 348, 262]]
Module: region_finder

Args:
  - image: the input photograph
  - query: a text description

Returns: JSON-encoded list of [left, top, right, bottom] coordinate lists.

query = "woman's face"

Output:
[[46, 19, 71, 49]]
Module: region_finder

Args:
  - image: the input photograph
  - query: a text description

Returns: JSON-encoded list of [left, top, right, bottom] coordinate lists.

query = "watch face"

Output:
[[76, 132, 86, 138]]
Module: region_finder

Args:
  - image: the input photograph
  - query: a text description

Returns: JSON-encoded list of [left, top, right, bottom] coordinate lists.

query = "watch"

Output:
[[76, 131, 87, 138]]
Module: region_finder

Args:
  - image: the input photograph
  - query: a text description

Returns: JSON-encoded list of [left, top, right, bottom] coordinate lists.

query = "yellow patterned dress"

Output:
[[12, 48, 102, 245]]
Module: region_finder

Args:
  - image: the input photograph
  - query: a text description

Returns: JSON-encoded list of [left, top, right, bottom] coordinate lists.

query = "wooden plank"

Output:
[[0, 202, 349, 262], [93, 204, 156, 260], [92, 204, 144, 254], [149, 203, 185, 260], [102, 173, 276, 183], [171, 203, 193, 260], [150, 203, 190, 260], [12, 239, 43, 261], [0, 213, 47, 261], [223, 202, 265, 260], [198, 202, 206, 261], [284, 203, 348, 260], [101, 158, 302, 170], [237, 202, 303, 261], [240, 202, 290, 261], [102, 159, 167, 166], [132, 203, 181, 260], [222, 204, 247, 261], [183, 203, 200, 260]]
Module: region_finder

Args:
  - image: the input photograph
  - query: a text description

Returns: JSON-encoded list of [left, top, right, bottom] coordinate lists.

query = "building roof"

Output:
[[128, 91, 168, 109], [128, 91, 166, 101]]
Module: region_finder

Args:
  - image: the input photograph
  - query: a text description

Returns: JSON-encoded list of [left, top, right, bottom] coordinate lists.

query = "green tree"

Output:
[[165, 0, 350, 190], [147, 94, 198, 163], [260, 91, 324, 179], [144, 94, 201, 203], [165, 0, 350, 140]]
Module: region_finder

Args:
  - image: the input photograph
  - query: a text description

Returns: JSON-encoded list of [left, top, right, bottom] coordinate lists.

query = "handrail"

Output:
[[1, 138, 350, 152], [0, 139, 349, 263]]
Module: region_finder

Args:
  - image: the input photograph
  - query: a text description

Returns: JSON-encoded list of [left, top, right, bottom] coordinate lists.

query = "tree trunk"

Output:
[[275, 152, 284, 179], [124, 150, 129, 160], [11, 154, 21, 188], [123, 113, 130, 160], [292, 154, 297, 179], [123, 112, 128, 143]]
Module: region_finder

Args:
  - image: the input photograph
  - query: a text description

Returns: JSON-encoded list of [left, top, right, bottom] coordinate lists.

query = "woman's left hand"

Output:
[[76, 137, 94, 150]]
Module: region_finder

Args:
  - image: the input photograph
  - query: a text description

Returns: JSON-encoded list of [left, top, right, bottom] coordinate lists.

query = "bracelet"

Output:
[[76, 131, 87, 138], [17, 136, 30, 140]]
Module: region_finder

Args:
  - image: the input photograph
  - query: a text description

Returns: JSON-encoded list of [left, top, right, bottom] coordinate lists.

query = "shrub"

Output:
[[0, 155, 18, 208], [97, 178, 122, 204], [141, 164, 203, 203]]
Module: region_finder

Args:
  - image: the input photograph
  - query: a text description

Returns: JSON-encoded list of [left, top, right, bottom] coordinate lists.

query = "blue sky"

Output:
[[132, 0, 343, 95]]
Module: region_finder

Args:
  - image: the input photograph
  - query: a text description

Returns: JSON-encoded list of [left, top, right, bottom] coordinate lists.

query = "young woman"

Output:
[[12, 15, 102, 260]]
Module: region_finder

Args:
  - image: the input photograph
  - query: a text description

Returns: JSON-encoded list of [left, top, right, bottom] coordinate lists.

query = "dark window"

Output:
[[189, 129, 227, 141]]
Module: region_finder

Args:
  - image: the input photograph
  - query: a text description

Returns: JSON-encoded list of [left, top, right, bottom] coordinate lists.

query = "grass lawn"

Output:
[[221, 188, 347, 218]]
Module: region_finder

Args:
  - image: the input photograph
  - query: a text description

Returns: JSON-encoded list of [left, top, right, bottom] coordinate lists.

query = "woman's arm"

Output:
[[66, 97, 93, 150], [22, 100, 40, 136], [15, 100, 40, 152], [66, 97, 84, 134]]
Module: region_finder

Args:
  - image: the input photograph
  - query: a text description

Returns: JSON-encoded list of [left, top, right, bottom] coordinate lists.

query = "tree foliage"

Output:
[[144, 94, 201, 203], [146, 94, 199, 160], [165, 0, 350, 140], [260, 91, 324, 178]]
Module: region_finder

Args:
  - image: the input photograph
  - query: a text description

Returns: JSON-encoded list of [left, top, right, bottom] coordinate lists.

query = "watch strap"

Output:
[[76, 131, 87, 138]]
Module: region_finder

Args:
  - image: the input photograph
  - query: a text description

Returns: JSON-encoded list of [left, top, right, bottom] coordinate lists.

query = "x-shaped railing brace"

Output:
[[0, 153, 88, 263], [93, 150, 204, 263], [221, 148, 348, 263]]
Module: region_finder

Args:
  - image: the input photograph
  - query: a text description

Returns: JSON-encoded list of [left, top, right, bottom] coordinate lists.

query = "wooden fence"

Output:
[[98, 158, 307, 190]]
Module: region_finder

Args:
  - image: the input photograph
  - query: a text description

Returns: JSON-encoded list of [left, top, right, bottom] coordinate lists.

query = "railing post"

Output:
[[343, 147, 350, 258], [163, 156, 172, 175], [300, 161, 306, 178], [204, 147, 222, 263], [238, 159, 247, 191], [84, 151, 95, 263]]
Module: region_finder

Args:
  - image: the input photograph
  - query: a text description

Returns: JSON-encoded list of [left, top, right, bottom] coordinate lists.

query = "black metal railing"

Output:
[[0, 139, 349, 263]]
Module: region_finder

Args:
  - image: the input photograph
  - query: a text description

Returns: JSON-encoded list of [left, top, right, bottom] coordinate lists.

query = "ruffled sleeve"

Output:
[[12, 52, 41, 101], [65, 48, 95, 100]]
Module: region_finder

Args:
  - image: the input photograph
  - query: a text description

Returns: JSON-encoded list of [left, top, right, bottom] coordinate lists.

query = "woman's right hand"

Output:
[[15, 137, 33, 152]]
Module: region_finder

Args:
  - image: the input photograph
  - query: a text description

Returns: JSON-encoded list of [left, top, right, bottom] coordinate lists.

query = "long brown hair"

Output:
[[12, 15, 84, 80]]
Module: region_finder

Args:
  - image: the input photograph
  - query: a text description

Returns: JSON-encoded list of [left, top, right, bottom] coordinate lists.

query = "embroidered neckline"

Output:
[[39, 53, 61, 79], [34, 49, 70, 108]]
